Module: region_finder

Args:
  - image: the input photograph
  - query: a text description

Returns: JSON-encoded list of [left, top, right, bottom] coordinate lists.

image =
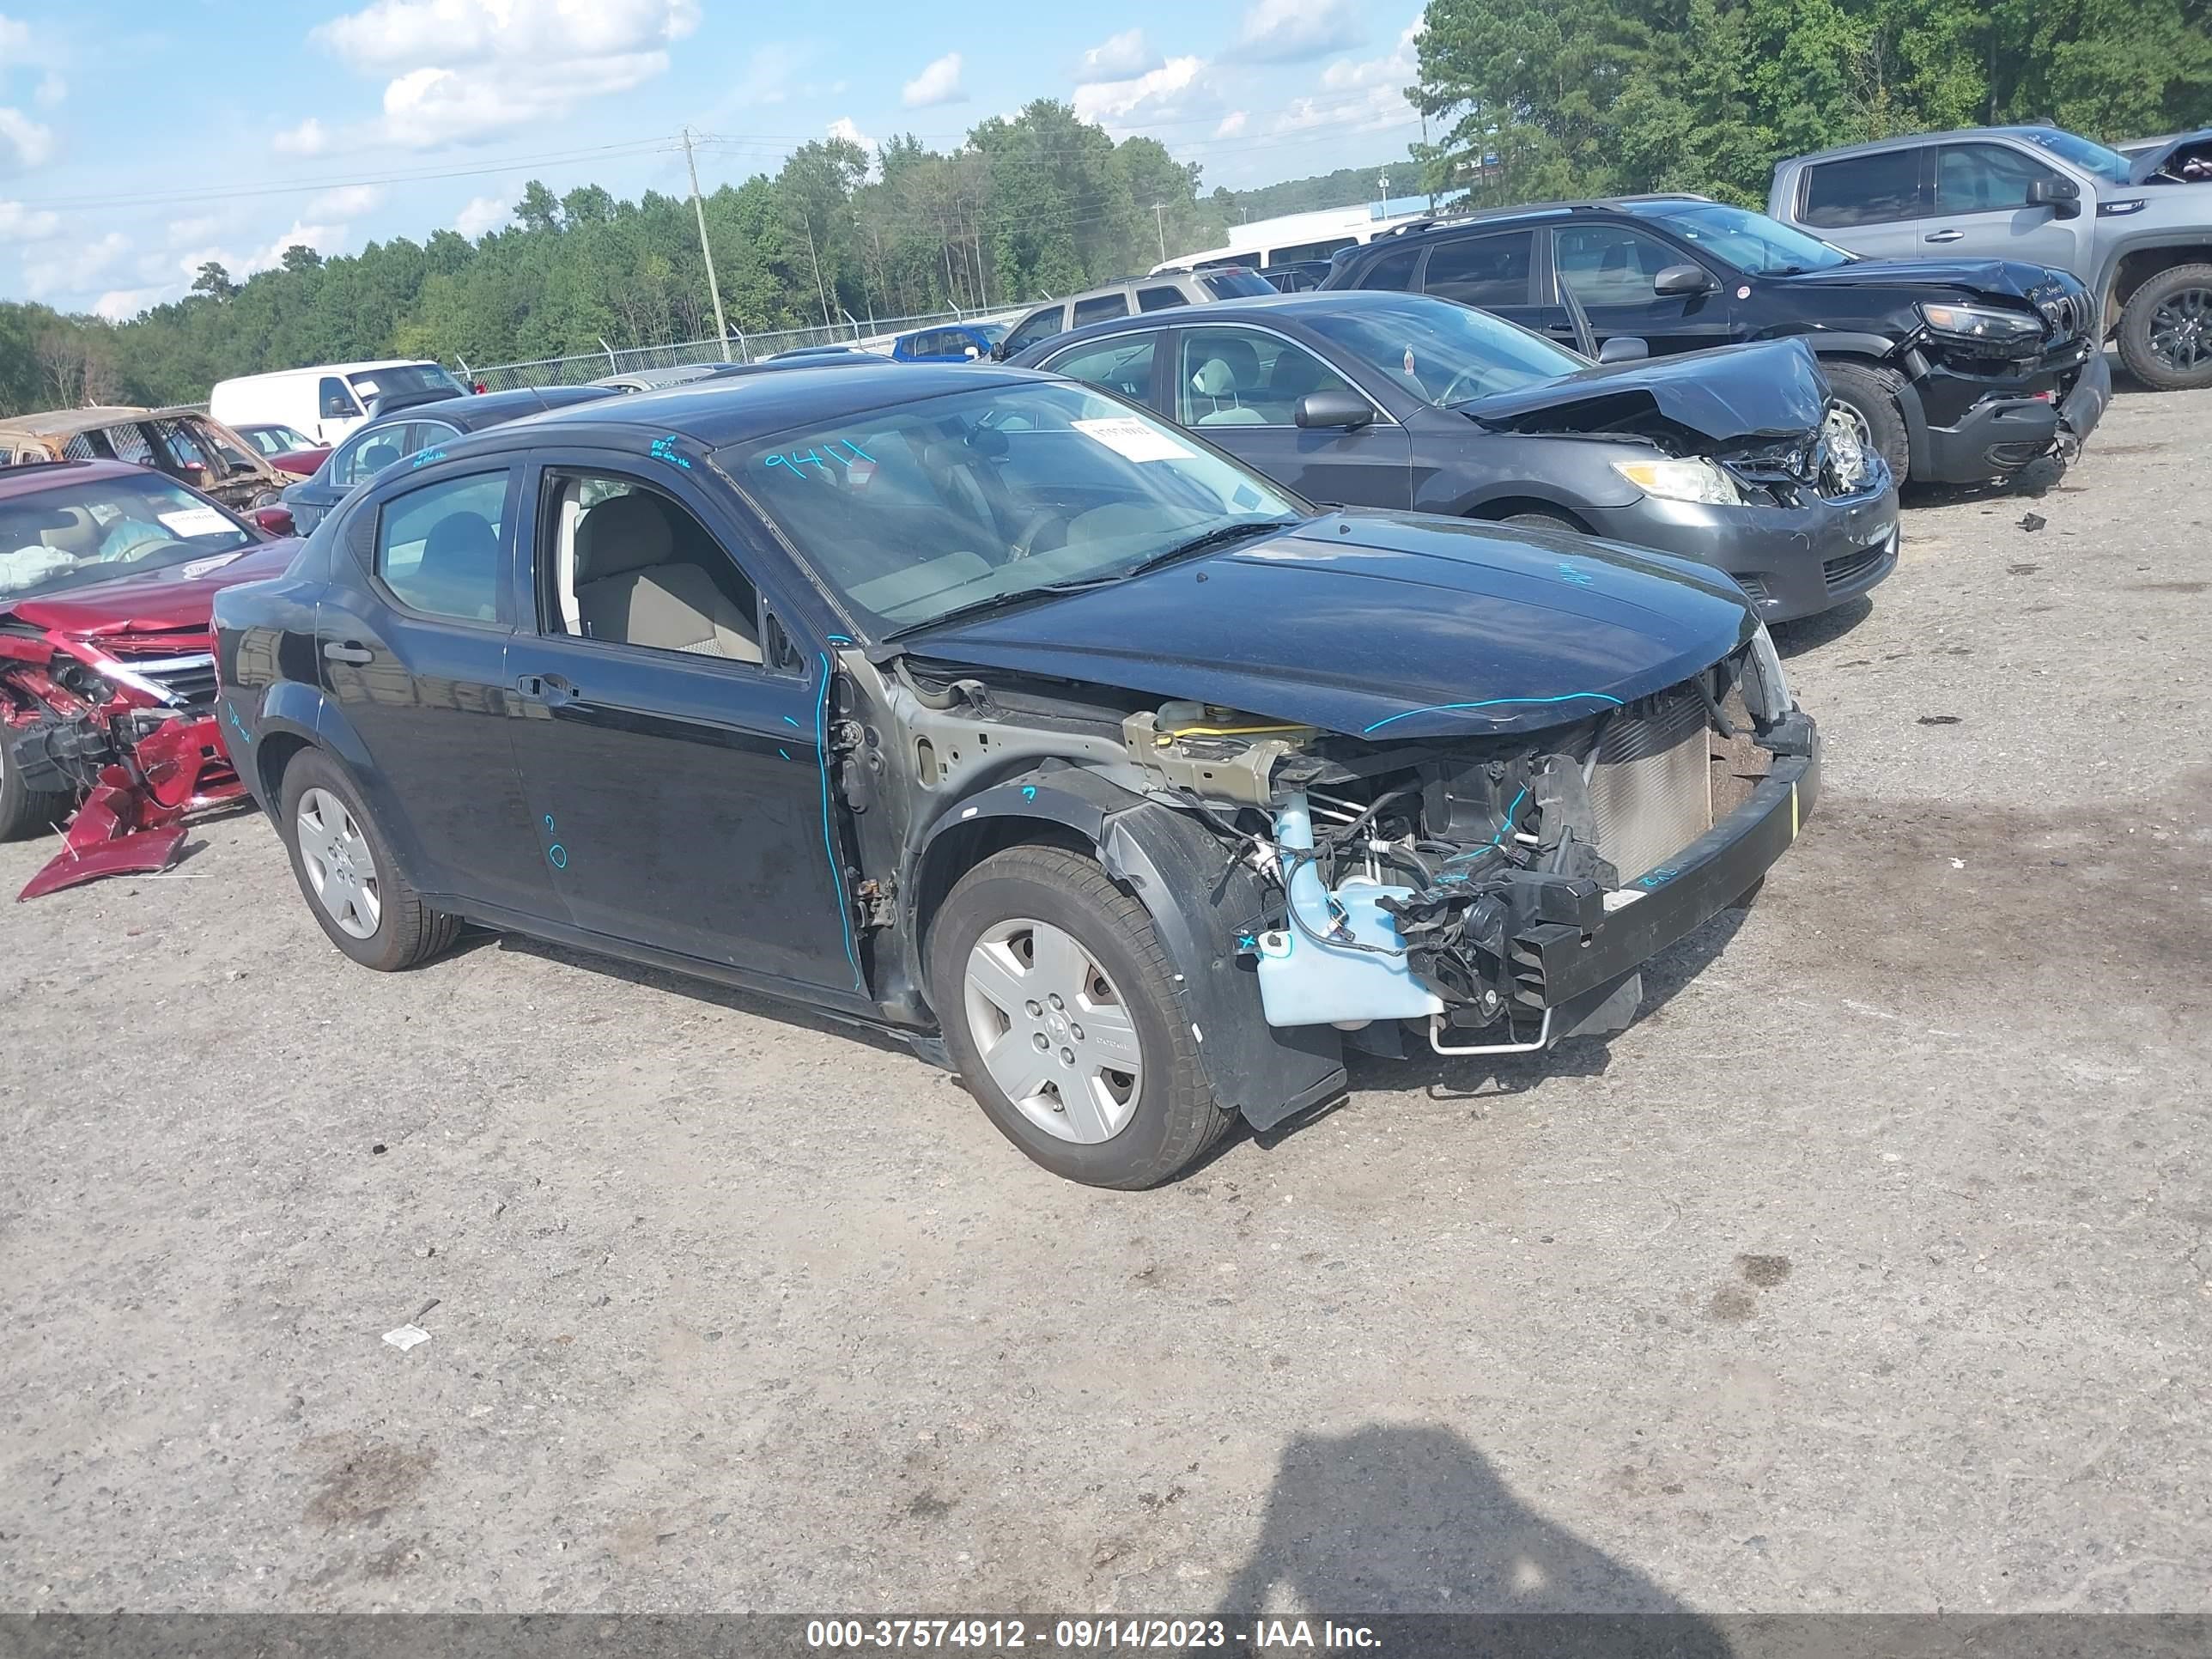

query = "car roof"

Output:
[[510, 361, 1045, 447], [1340, 195, 1715, 248], [0, 404, 228, 440], [0, 457, 165, 500], [1007, 287, 1472, 358], [365, 383, 618, 432], [1782, 126, 2081, 165]]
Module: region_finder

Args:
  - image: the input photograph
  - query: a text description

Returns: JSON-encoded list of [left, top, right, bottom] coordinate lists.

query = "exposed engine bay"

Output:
[[1, 621, 240, 900]]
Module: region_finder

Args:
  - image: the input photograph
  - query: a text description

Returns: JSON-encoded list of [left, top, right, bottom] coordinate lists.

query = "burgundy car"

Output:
[[235, 422, 331, 480], [0, 459, 300, 898]]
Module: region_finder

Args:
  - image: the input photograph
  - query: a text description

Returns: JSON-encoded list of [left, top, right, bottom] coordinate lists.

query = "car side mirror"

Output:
[[1597, 336, 1651, 363], [1295, 390, 1374, 430], [252, 505, 296, 538], [2027, 177, 2082, 218], [1653, 264, 1718, 296]]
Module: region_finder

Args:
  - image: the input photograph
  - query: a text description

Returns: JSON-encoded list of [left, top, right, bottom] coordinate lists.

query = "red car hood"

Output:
[[1, 539, 300, 639]]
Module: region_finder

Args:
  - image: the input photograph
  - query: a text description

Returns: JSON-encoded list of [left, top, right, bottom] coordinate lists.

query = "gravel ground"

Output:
[[3, 377, 2208, 1618]]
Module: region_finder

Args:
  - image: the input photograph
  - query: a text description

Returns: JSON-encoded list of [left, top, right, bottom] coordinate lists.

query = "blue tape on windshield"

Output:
[[1361, 691, 1626, 736]]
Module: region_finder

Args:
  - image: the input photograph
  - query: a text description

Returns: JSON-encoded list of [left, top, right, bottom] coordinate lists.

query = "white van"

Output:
[[209, 359, 467, 448]]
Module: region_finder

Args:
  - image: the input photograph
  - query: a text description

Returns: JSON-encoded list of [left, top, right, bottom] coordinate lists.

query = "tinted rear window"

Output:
[[1802, 149, 1928, 227], [1072, 292, 1132, 325], [1355, 244, 1421, 292], [1201, 270, 1274, 299], [1421, 231, 1534, 307]]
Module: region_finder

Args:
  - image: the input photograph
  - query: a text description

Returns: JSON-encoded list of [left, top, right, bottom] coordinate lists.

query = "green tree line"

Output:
[[1413, 0, 2212, 205]]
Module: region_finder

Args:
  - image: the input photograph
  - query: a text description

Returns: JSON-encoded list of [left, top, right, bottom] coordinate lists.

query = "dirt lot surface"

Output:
[[4, 376, 2209, 1618]]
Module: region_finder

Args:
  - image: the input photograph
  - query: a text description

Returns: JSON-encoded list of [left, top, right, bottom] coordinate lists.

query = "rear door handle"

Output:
[[322, 641, 373, 665], [1923, 229, 1965, 243]]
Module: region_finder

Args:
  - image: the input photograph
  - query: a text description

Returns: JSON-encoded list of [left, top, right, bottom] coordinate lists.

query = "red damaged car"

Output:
[[0, 459, 300, 898]]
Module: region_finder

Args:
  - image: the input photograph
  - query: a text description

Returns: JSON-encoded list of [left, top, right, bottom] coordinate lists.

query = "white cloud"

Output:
[[0, 105, 54, 169], [0, 14, 26, 58], [1231, 0, 1367, 64], [453, 194, 511, 238], [311, 0, 699, 148], [166, 215, 221, 247], [0, 198, 58, 239], [1074, 57, 1222, 134], [902, 52, 965, 108], [1214, 111, 1249, 138], [250, 222, 345, 270], [827, 116, 876, 153], [726, 43, 807, 109], [1078, 29, 1160, 80], [272, 118, 331, 157], [308, 183, 386, 220], [94, 286, 168, 322], [33, 70, 63, 108], [21, 231, 128, 297], [1292, 15, 1424, 134]]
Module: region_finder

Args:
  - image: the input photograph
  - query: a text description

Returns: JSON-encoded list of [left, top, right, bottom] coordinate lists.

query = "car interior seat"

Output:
[[1191, 356, 1265, 426], [414, 511, 501, 621], [359, 439, 403, 477], [1263, 348, 1334, 421], [573, 490, 761, 661], [34, 506, 102, 557]]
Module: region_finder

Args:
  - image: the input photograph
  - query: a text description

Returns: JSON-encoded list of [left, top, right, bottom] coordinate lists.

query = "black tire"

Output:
[[1820, 362, 1911, 486], [277, 750, 460, 971], [1498, 510, 1585, 534], [927, 843, 1231, 1188], [2117, 263, 2212, 391], [0, 726, 74, 842]]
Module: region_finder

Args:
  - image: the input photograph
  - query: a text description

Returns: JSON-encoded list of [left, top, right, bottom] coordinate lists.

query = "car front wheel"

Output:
[[928, 843, 1230, 1188], [279, 751, 461, 970], [2118, 264, 2212, 391], [0, 725, 75, 842], [1819, 362, 1911, 485]]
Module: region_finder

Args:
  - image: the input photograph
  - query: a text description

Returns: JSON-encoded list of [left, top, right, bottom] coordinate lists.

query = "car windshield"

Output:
[[1625, 201, 1853, 275], [246, 425, 313, 455], [971, 323, 1008, 345], [727, 381, 1306, 635], [1202, 270, 1276, 300], [2016, 128, 2132, 183], [0, 473, 257, 603], [1298, 295, 1585, 407], [349, 364, 463, 401]]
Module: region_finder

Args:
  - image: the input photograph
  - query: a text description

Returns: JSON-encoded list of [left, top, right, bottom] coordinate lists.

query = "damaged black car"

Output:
[[214, 365, 1818, 1188], [1019, 290, 1899, 623]]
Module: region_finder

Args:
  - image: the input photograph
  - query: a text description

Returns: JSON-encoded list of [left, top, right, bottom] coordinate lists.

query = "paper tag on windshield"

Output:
[[158, 507, 231, 538], [1073, 416, 1194, 463]]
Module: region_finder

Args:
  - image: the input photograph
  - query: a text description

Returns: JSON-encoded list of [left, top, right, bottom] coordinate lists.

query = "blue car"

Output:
[[891, 322, 1007, 363]]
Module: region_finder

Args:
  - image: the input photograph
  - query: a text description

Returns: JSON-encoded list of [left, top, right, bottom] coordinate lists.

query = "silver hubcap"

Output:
[[963, 917, 1142, 1144], [295, 787, 381, 939]]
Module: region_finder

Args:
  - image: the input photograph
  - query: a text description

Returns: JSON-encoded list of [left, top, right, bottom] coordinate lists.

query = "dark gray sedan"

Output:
[[1014, 290, 1899, 623]]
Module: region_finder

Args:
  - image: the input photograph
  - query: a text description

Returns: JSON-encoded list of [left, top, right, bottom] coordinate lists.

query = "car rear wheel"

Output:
[[1819, 363, 1911, 485], [2118, 264, 2212, 391], [0, 726, 74, 842], [279, 751, 460, 971], [928, 843, 1230, 1188]]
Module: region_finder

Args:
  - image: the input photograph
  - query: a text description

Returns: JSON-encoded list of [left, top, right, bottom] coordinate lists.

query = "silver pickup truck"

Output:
[[1768, 125, 2212, 391]]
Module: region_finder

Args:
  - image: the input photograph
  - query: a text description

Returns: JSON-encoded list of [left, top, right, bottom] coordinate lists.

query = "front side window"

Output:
[[726, 381, 1303, 634], [0, 473, 256, 601], [1301, 293, 1583, 407], [540, 471, 763, 664], [1176, 325, 1360, 427], [1553, 225, 1683, 306], [319, 376, 362, 420], [1072, 292, 1131, 326], [1001, 306, 1067, 356], [1802, 149, 1929, 227], [1042, 333, 1158, 404], [1935, 143, 2063, 213], [1422, 231, 1535, 307], [374, 471, 507, 623]]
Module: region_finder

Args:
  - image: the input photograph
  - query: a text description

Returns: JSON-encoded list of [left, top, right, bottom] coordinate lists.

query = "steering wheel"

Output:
[[1007, 507, 1068, 560], [1432, 368, 1489, 407]]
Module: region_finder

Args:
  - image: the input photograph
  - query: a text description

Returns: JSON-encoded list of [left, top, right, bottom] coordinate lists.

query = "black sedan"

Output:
[[1015, 289, 1899, 623], [281, 385, 619, 535], [216, 363, 1819, 1188]]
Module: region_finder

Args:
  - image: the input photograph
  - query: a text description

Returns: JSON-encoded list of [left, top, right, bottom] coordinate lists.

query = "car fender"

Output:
[[913, 766, 1347, 1131], [232, 676, 436, 883], [2094, 227, 2212, 313]]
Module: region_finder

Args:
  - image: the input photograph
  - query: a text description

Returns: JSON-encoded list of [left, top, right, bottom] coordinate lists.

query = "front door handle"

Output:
[[1923, 228, 1965, 243], [514, 672, 580, 706], [322, 641, 373, 665]]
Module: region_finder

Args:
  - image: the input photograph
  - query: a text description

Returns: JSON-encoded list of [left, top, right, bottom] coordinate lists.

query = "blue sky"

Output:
[[0, 0, 1426, 319]]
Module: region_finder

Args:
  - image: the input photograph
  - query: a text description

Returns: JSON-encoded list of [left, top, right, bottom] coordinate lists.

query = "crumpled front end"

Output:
[[2, 621, 240, 900]]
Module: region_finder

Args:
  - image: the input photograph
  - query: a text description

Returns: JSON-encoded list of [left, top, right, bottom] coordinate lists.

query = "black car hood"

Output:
[[1780, 256, 2053, 301], [900, 513, 1754, 742], [1461, 338, 1826, 447]]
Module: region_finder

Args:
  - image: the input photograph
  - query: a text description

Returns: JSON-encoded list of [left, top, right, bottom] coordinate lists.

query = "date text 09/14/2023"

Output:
[[804, 1618, 1382, 1650]]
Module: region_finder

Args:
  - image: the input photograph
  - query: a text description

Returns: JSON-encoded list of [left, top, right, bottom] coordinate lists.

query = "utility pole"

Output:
[[680, 128, 731, 352], [1376, 171, 1389, 218], [1152, 202, 1168, 264], [800, 210, 833, 329]]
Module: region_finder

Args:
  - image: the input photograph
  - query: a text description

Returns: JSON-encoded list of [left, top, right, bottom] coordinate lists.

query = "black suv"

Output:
[[1322, 196, 2110, 488]]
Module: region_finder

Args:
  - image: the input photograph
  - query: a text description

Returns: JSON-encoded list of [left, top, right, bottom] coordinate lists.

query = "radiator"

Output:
[[1587, 690, 1712, 882]]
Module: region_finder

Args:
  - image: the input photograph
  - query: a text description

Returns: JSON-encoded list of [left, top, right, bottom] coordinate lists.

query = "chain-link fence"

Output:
[[453, 308, 1022, 393]]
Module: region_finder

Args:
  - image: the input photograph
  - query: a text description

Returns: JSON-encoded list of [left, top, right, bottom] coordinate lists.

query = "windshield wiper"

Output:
[[884, 572, 1134, 640], [1104, 516, 1304, 580]]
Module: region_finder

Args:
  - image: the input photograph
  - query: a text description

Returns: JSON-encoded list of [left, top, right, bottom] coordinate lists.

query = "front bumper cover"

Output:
[[1917, 344, 2111, 483]]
